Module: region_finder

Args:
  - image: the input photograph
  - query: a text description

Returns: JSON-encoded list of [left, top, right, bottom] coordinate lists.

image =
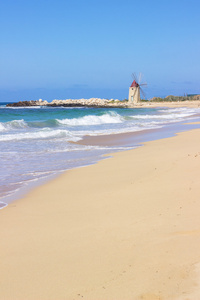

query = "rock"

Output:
[[6, 100, 48, 107], [6, 98, 129, 108]]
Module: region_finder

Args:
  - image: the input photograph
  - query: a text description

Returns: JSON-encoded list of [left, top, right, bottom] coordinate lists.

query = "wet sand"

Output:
[[1, 127, 200, 299], [77, 119, 200, 148]]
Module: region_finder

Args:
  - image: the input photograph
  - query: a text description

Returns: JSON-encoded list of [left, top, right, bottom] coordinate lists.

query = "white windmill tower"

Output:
[[128, 73, 147, 104]]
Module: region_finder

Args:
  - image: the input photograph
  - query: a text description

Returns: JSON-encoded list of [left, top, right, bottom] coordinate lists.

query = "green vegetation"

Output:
[[150, 94, 200, 102], [140, 99, 149, 102]]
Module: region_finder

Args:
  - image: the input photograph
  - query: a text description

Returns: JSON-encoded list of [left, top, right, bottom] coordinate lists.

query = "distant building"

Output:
[[128, 80, 140, 104]]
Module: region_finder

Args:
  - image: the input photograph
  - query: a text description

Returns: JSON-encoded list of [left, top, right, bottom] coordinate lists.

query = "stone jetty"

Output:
[[6, 98, 129, 108]]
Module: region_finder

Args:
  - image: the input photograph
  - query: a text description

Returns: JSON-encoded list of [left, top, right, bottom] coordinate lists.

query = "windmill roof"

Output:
[[130, 80, 139, 87]]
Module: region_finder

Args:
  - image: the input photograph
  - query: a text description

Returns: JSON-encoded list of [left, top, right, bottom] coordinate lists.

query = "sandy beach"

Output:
[[135, 100, 200, 109], [1, 125, 200, 300]]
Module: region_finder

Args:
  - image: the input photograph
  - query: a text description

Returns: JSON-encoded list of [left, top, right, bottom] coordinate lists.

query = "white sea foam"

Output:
[[132, 112, 194, 120], [0, 123, 6, 131], [75, 123, 162, 137], [0, 129, 81, 142], [57, 112, 123, 126], [5, 106, 44, 109], [32, 145, 128, 154]]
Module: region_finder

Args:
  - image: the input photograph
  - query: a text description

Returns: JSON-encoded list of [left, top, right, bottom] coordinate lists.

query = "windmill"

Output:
[[128, 73, 147, 104]]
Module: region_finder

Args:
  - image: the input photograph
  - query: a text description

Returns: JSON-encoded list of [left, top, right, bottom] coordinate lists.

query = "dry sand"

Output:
[[135, 100, 200, 108], [1, 128, 200, 300]]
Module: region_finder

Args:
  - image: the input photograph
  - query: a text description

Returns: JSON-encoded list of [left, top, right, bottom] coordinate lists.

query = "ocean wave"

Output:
[[9, 119, 28, 128], [0, 119, 28, 131], [28, 119, 59, 128], [0, 129, 81, 142], [0, 119, 60, 131], [131, 112, 194, 120], [57, 112, 123, 126]]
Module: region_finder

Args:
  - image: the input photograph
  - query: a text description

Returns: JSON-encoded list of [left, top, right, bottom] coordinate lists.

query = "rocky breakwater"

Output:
[[6, 99, 49, 107], [7, 98, 128, 108]]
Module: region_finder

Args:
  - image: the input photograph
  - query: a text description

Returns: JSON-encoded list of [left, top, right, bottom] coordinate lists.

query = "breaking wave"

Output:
[[0, 112, 123, 131], [0, 119, 28, 131], [57, 112, 123, 126]]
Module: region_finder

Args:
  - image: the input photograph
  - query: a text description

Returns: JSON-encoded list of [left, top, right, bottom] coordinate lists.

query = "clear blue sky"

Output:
[[0, 0, 200, 101]]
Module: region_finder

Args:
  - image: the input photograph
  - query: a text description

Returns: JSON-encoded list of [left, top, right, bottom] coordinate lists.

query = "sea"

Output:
[[1, 101, 200, 207]]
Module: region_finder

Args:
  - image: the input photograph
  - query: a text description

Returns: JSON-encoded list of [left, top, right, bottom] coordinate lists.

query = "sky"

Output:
[[0, 0, 200, 102]]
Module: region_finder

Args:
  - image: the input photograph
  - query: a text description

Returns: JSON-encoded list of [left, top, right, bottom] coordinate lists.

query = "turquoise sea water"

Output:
[[1, 102, 200, 204]]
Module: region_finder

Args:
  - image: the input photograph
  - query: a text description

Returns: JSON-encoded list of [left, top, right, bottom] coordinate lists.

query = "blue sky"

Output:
[[0, 0, 200, 101]]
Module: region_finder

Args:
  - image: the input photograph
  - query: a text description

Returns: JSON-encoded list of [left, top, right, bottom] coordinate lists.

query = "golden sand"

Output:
[[1, 129, 200, 300], [136, 100, 200, 108]]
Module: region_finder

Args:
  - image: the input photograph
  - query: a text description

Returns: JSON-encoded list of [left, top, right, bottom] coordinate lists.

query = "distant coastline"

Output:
[[6, 98, 129, 108], [6, 94, 200, 108]]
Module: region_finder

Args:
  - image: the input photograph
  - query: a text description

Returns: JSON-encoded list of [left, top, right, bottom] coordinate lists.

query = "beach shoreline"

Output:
[[1, 101, 200, 207], [1, 124, 200, 299], [2, 113, 200, 207], [1, 103, 200, 203]]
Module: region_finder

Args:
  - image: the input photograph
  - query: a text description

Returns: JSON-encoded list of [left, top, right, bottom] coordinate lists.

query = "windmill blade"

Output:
[[131, 73, 135, 81], [140, 87, 146, 100], [140, 82, 147, 86], [132, 72, 138, 83], [138, 72, 142, 84], [134, 72, 138, 83]]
